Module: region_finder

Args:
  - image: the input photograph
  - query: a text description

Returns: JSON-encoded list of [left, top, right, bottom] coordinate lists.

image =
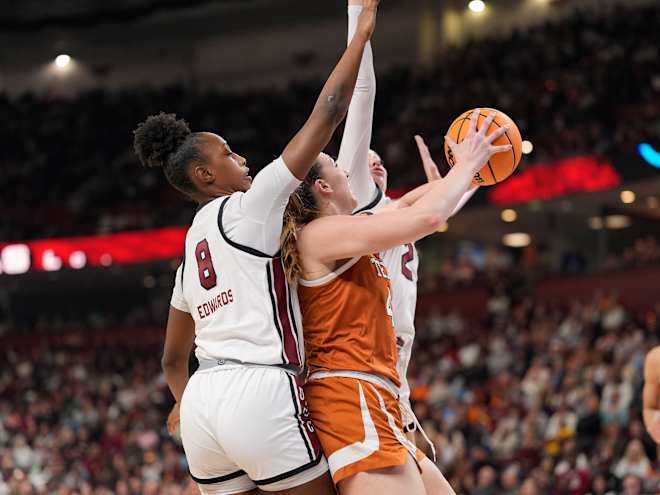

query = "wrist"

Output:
[[352, 30, 369, 45]]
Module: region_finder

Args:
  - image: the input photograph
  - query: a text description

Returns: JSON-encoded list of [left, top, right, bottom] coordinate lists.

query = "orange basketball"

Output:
[[444, 108, 522, 186]]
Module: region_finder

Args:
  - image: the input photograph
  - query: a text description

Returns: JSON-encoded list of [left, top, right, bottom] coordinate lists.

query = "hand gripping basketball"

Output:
[[444, 109, 512, 179]]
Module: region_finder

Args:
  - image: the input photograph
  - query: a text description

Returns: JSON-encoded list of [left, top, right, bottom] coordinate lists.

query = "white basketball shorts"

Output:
[[395, 333, 416, 431], [180, 365, 328, 494]]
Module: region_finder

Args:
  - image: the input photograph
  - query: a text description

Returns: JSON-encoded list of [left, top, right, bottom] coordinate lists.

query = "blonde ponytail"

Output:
[[281, 161, 323, 284]]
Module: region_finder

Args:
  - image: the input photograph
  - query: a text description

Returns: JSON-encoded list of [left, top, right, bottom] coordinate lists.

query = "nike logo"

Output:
[[327, 382, 379, 476]]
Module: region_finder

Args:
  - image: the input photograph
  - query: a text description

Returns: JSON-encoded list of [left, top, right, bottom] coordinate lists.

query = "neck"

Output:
[[193, 186, 236, 205], [318, 200, 348, 217]]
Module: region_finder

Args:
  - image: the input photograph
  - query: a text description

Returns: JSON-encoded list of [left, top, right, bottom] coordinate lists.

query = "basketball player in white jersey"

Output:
[[336, 3, 477, 493], [132, 3, 380, 494]]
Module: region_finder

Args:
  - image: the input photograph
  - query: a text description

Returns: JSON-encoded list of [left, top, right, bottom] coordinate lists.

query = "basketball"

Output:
[[444, 108, 522, 186]]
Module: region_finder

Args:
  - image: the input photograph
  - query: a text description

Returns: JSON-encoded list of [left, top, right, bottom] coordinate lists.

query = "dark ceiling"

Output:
[[0, 0, 257, 31]]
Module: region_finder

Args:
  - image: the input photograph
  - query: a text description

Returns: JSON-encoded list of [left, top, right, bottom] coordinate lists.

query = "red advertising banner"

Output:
[[487, 156, 621, 205], [0, 227, 186, 275]]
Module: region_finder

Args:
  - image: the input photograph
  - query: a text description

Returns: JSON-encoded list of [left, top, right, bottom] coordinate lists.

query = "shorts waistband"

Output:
[[307, 370, 399, 399], [197, 358, 300, 375]]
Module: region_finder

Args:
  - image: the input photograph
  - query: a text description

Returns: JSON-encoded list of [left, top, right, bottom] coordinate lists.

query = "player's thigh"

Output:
[[179, 374, 257, 495], [338, 454, 425, 495], [264, 471, 335, 495], [216, 368, 328, 492], [419, 457, 456, 495]]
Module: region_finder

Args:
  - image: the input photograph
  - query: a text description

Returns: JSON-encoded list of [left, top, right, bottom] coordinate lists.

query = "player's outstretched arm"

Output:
[[337, 0, 378, 209], [282, 0, 379, 180], [414, 134, 479, 217], [376, 135, 479, 213], [644, 347, 660, 444], [299, 110, 511, 262]]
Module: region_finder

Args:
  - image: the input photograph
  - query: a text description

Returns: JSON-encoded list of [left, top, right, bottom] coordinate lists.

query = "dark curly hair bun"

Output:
[[133, 112, 191, 168]]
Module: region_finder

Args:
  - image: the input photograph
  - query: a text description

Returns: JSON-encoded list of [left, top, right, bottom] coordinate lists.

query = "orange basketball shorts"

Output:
[[304, 376, 421, 484]]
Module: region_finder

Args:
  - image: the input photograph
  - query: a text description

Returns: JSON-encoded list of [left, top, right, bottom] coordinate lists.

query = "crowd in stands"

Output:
[[2, 2, 659, 242], [2, 276, 660, 493], [409, 289, 660, 495]]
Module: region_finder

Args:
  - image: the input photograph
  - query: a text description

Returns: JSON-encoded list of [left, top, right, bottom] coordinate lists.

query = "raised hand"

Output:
[[414, 134, 442, 182], [445, 109, 512, 174], [356, 0, 380, 41]]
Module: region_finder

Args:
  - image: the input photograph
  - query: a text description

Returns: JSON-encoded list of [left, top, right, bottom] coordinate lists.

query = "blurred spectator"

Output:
[[613, 440, 652, 480], [3, 2, 659, 243]]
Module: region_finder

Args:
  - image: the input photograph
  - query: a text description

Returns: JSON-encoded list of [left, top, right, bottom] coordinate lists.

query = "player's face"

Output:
[[368, 149, 387, 193], [317, 153, 357, 214], [197, 133, 252, 193]]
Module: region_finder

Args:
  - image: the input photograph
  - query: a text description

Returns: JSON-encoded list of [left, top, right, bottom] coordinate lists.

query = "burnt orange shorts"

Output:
[[304, 376, 421, 484]]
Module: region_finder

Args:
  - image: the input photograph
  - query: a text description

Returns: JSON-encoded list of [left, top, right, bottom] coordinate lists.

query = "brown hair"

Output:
[[281, 160, 323, 284]]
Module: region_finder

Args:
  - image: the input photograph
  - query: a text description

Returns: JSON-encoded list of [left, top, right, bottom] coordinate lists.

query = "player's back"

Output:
[[174, 195, 303, 368], [297, 254, 400, 387]]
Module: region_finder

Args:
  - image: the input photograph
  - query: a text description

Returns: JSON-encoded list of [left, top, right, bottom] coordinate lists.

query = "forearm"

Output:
[[315, 33, 368, 126], [162, 360, 190, 403], [283, 31, 368, 179], [339, 4, 377, 208], [408, 161, 478, 228], [450, 185, 478, 217]]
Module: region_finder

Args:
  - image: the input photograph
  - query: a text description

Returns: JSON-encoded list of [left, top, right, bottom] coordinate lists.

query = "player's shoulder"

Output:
[[645, 346, 660, 374], [647, 346, 660, 363]]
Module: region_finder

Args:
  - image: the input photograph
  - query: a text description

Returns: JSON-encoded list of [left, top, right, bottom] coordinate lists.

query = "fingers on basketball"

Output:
[[444, 107, 522, 186]]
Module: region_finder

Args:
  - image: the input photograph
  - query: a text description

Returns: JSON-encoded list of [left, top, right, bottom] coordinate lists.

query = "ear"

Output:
[[313, 178, 333, 196], [193, 164, 214, 185]]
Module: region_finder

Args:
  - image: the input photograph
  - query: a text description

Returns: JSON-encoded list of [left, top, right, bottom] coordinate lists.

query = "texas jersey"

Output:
[[297, 254, 400, 388], [359, 192, 419, 340], [170, 195, 304, 370]]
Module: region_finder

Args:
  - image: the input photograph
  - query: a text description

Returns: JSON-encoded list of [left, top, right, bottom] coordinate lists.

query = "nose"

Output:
[[235, 153, 247, 168]]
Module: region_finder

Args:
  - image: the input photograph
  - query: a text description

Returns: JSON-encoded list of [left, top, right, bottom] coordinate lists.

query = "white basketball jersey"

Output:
[[171, 195, 304, 369], [357, 192, 419, 340]]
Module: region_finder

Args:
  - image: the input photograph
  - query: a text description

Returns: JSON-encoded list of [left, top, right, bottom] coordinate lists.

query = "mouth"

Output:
[[372, 168, 385, 177]]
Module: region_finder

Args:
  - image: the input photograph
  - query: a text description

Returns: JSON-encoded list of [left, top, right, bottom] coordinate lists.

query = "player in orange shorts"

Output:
[[280, 108, 512, 494]]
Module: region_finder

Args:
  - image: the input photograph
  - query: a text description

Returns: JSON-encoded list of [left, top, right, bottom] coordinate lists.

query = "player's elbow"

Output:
[[415, 210, 448, 236], [161, 353, 184, 373]]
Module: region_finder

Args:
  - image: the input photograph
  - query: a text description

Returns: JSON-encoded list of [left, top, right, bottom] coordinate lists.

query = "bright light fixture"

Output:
[[501, 209, 517, 222], [588, 217, 604, 230], [522, 140, 534, 155], [468, 0, 486, 13], [55, 54, 71, 68], [605, 215, 631, 229], [647, 196, 659, 209], [69, 251, 87, 269], [502, 232, 531, 248], [620, 190, 635, 204]]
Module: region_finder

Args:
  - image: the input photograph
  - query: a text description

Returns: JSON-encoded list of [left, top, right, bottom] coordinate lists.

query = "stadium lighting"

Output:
[[69, 251, 87, 269], [501, 209, 517, 222], [502, 233, 531, 248], [605, 215, 631, 229], [468, 0, 486, 13], [647, 196, 659, 209], [42, 250, 63, 271], [55, 54, 71, 69], [638, 143, 660, 168], [588, 217, 604, 230], [100, 254, 113, 266], [620, 190, 635, 204], [1, 244, 30, 275], [522, 140, 534, 155]]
